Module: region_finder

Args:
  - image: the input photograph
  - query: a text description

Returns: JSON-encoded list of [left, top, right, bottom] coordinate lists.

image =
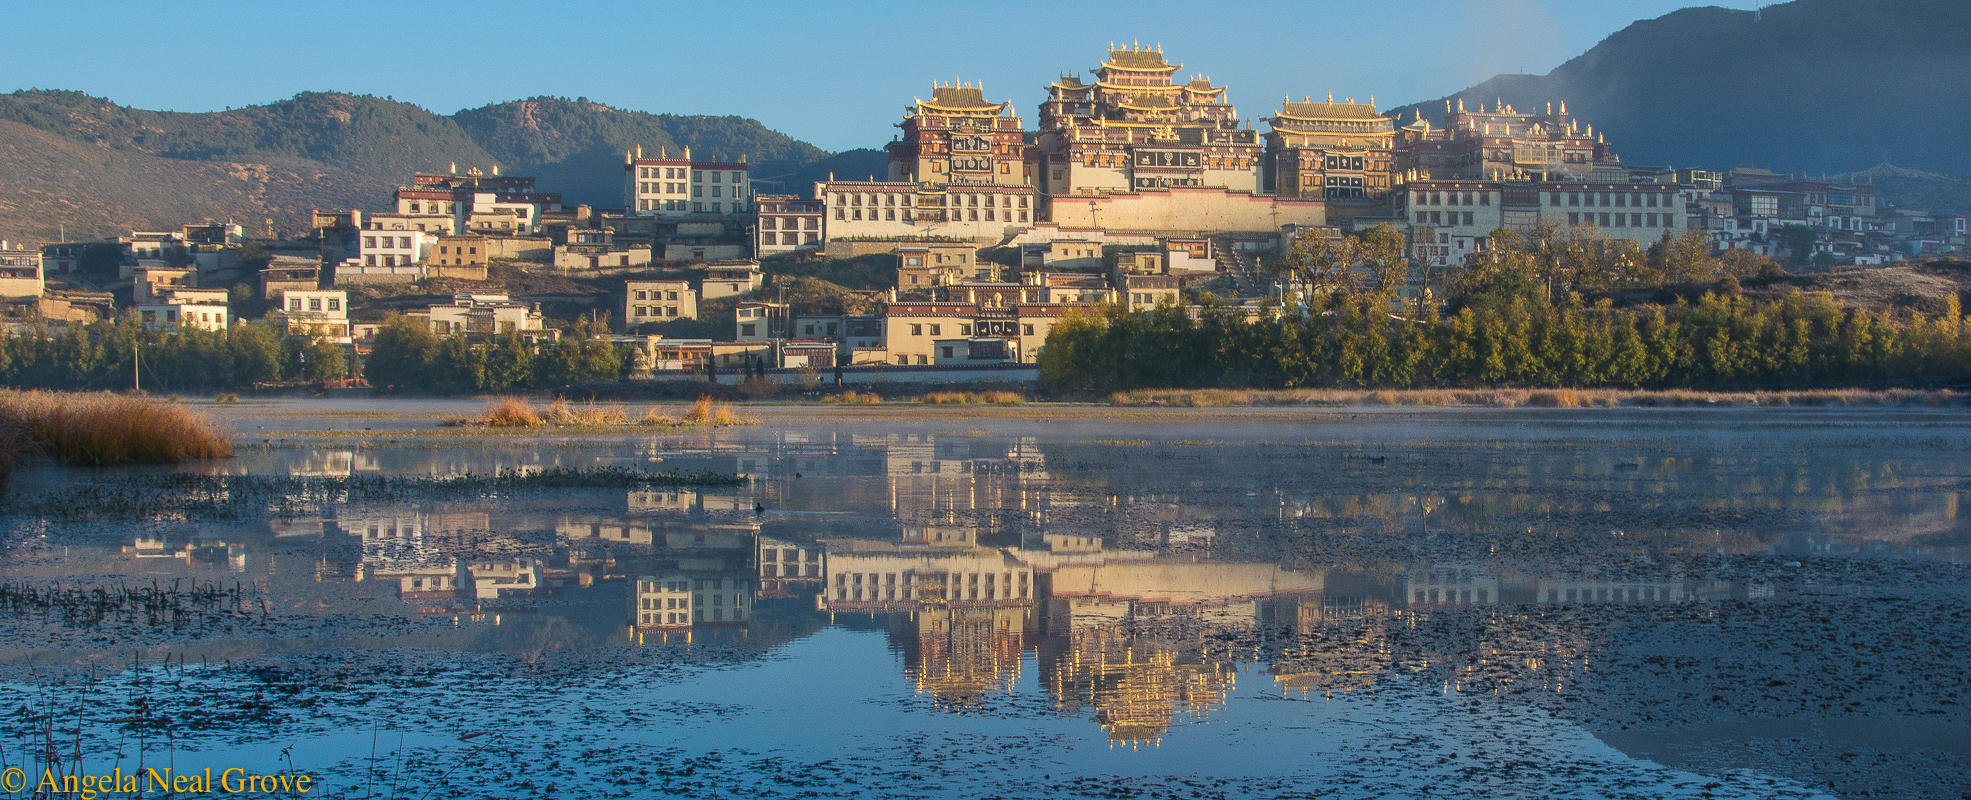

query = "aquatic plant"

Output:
[[8, 467, 748, 522]]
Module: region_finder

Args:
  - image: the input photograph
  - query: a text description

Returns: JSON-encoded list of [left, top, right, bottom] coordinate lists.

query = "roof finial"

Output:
[[1560, 100, 1567, 114], [1369, 95, 1375, 110], [1327, 91, 1333, 104], [1546, 102, 1553, 115]]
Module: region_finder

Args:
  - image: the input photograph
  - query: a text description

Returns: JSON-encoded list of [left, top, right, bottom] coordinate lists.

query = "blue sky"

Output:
[[5, 0, 1754, 152]]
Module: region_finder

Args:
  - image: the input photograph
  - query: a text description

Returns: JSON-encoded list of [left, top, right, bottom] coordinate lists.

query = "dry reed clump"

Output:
[[0, 391, 234, 475], [922, 390, 1026, 405], [543, 399, 629, 426], [824, 391, 883, 404], [482, 396, 545, 427], [1108, 387, 1971, 409], [677, 396, 747, 426]]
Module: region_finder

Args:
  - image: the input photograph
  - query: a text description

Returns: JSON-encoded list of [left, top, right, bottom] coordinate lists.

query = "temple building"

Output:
[[887, 82, 1036, 189], [1396, 98, 1617, 183], [1263, 94, 1398, 215], [1038, 43, 1259, 197], [1035, 44, 1324, 232], [817, 82, 1039, 242]]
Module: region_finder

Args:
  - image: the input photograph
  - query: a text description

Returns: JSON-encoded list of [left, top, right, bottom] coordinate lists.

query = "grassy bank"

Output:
[[0, 391, 233, 479], [1109, 387, 1971, 408]]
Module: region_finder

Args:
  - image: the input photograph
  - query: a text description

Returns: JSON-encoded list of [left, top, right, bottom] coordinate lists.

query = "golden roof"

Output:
[[1274, 101, 1390, 121], [921, 85, 1006, 112], [1101, 49, 1179, 72]]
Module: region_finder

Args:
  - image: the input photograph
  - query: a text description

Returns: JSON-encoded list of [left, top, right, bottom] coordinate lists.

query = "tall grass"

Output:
[[921, 390, 1025, 405], [1108, 387, 1971, 409], [483, 396, 545, 427], [823, 391, 883, 404], [0, 391, 234, 478]]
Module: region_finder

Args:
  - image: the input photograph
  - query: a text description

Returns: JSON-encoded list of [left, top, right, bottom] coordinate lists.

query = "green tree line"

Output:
[[0, 317, 335, 392], [1041, 226, 1971, 393], [362, 314, 626, 393]]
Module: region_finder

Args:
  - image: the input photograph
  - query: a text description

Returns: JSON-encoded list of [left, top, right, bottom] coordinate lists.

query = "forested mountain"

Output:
[[0, 90, 877, 243], [1392, 0, 1971, 180]]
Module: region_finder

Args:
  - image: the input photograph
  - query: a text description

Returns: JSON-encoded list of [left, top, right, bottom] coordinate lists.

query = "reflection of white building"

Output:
[[759, 536, 825, 595], [1046, 560, 1323, 628], [627, 488, 756, 515], [1402, 565, 1500, 608], [468, 558, 548, 599], [1531, 578, 1691, 604], [121, 535, 246, 571], [631, 572, 754, 631], [818, 544, 1035, 611]]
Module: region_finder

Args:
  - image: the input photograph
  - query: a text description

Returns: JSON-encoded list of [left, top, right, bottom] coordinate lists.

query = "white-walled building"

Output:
[[0, 242, 46, 299], [275, 289, 352, 343], [623, 147, 753, 219]]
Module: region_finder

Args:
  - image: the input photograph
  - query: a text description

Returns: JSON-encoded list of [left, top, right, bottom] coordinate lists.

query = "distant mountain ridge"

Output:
[[1392, 0, 1971, 181], [0, 90, 884, 243]]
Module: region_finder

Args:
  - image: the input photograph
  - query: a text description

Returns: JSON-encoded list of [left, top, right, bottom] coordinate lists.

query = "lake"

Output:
[[2, 400, 1966, 799]]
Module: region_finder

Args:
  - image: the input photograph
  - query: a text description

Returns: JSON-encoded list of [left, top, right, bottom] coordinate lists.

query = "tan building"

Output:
[[882, 302, 1068, 365], [428, 235, 489, 269], [134, 266, 198, 305], [735, 301, 788, 342], [701, 261, 763, 300], [624, 279, 697, 330], [1122, 274, 1180, 311]]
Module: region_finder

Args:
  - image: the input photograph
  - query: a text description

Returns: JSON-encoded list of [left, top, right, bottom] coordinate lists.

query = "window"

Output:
[[290, 298, 303, 311], [1463, 212, 1474, 226], [1568, 193, 1580, 206], [929, 324, 940, 336], [328, 298, 340, 311], [1023, 324, 1034, 335], [731, 171, 742, 182], [941, 346, 954, 359], [710, 172, 721, 183], [693, 186, 703, 197], [309, 298, 322, 311], [741, 323, 756, 336], [910, 324, 922, 336], [693, 172, 702, 183]]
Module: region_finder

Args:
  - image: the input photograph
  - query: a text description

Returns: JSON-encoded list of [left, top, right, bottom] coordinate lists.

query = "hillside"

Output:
[[0, 90, 876, 243], [0, 117, 389, 243], [1393, 0, 1971, 181]]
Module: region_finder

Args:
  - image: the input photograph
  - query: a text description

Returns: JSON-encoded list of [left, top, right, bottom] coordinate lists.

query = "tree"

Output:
[[1779, 224, 1818, 266], [364, 314, 437, 391]]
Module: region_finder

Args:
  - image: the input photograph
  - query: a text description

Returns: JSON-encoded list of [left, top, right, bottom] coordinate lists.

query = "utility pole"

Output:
[[133, 340, 140, 392]]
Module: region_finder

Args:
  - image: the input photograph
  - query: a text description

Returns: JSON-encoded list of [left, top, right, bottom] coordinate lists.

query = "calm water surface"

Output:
[[2, 402, 1967, 799]]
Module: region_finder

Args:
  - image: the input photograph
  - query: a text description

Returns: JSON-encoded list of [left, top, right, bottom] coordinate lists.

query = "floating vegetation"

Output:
[[9, 467, 747, 521], [0, 578, 263, 629], [1110, 387, 1971, 408]]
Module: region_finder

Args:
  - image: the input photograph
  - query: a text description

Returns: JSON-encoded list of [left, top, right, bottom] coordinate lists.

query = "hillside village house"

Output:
[[409, 293, 547, 338], [755, 195, 822, 254], [261, 256, 321, 297], [133, 266, 196, 305], [274, 289, 352, 344], [1121, 274, 1180, 310], [701, 261, 763, 300], [0, 243, 45, 299], [735, 302, 788, 342], [624, 280, 697, 330], [621, 147, 753, 218], [137, 299, 228, 331], [882, 302, 1063, 365]]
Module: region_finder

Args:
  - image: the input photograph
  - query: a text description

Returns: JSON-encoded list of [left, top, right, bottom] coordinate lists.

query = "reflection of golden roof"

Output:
[[1102, 50, 1179, 71], [1049, 625, 1232, 744]]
